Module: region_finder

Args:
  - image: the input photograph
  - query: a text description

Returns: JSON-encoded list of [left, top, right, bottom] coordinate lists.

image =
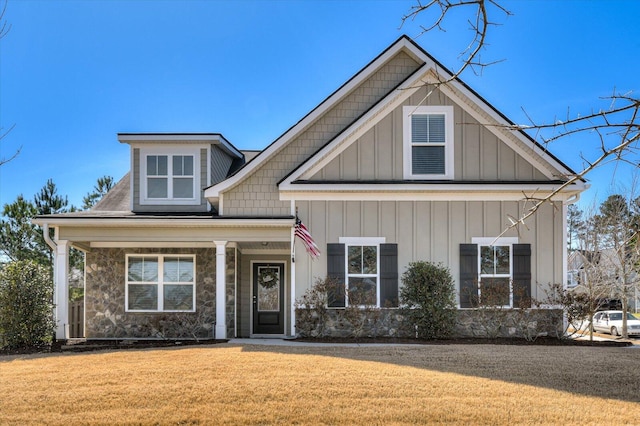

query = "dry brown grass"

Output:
[[1, 343, 640, 425]]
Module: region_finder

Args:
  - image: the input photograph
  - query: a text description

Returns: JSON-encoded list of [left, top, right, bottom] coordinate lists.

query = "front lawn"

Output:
[[1, 343, 639, 424]]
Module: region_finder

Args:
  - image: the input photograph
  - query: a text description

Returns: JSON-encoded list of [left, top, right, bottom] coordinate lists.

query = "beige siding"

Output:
[[222, 51, 423, 216], [294, 200, 563, 302], [59, 225, 291, 243], [311, 86, 555, 182]]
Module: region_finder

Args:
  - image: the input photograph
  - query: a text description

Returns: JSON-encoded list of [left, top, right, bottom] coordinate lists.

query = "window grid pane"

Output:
[[127, 256, 194, 312], [173, 177, 194, 198], [412, 146, 445, 175]]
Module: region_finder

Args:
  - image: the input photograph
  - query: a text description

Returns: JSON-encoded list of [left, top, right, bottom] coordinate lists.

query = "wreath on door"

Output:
[[258, 267, 279, 289]]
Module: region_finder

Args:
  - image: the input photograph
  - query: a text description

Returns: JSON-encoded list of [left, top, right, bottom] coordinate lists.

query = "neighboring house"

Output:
[[34, 36, 586, 340], [568, 249, 638, 312]]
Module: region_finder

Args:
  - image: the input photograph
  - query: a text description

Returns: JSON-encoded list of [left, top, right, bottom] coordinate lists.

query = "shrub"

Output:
[[0, 260, 55, 350], [400, 261, 456, 339], [294, 276, 335, 337]]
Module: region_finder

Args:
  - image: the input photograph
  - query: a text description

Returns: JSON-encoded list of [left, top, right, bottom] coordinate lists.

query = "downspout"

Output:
[[42, 223, 57, 251]]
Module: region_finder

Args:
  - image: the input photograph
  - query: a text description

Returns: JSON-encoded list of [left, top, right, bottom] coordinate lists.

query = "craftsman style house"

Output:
[[35, 36, 585, 340]]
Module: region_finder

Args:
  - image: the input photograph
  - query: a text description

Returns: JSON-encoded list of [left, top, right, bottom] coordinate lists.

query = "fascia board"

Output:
[[119, 134, 243, 159], [279, 188, 580, 202], [32, 217, 295, 228], [279, 65, 433, 187], [204, 37, 430, 201], [436, 80, 573, 180]]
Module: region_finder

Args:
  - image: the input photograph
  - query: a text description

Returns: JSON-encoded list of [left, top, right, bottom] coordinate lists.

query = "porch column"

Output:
[[214, 241, 227, 339], [54, 240, 70, 340]]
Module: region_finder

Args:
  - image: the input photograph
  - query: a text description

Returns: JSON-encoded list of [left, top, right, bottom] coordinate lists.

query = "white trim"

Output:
[[339, 237, 386, 245], [471, 237, 519, 246], [402, 105, 455, 180], [205, 37, 429, 201], [125, 254, 196, 313], [241, 249, 290, 255], [338, 237, 386, 308], [215, 241, 228, 339], [279, 65, 433, 187], [33, 218, 296, 227], [54, 240, 70, 340], [139, 146, 201, 206], [472, 237, 519, 309], [279, 187, 582, 202], [118, 133, 243, 159], [436, 79, 573, 180]]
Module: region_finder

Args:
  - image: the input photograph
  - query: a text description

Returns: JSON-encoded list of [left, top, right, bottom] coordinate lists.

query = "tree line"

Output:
[[567, 193, 640, 339], [0, 176, 113, 350]]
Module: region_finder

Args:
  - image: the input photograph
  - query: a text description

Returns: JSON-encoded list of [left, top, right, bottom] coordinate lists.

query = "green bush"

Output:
[[400, 261, 457, 339], [0, 260, 55, 350]]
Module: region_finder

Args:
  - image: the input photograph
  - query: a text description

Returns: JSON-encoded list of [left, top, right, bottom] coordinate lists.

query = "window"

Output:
[[347, 245, 378, 306], [460, 238, 531, 309], [327, 238, 398, 308], [403, 105, 454, 179], [146, 154, 194, 199], [141, 149, 198, 204], [479, 244, 512, 307], [126, 255, 195, 312]]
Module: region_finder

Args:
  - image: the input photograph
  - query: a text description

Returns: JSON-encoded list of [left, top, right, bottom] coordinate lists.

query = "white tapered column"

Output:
[[54, 240, 70, 340], [214, 241, 227, 339]]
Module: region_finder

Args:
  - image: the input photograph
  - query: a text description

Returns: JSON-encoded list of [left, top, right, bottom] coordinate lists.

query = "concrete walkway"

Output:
[[227, 338, 415, 347]]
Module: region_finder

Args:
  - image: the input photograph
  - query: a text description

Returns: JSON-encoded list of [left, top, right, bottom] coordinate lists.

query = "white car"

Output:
[[591, 311, 640, 337]]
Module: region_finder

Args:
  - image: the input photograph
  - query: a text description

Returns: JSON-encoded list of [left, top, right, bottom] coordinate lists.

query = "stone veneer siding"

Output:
[[295, 308, 563, 339], [85, 247, 235, 339]]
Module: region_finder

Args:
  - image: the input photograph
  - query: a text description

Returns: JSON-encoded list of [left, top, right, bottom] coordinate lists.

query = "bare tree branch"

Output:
[[405, 0, 640, 238]]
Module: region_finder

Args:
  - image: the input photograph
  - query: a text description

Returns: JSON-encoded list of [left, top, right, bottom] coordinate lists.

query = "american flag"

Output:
[[295, 216, 320, 259]]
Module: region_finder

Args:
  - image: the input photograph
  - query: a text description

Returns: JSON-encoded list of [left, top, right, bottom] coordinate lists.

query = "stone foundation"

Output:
[[295, 307, 564, 339]]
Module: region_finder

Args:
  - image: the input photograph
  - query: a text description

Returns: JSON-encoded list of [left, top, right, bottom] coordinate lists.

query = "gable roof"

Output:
[[205, 35, 585, 204]]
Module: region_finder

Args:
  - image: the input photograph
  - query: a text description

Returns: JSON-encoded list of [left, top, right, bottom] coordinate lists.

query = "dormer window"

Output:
[[140, 147, 200, 205], [147, 155, 194, 199], [403, 105, 454, 180]]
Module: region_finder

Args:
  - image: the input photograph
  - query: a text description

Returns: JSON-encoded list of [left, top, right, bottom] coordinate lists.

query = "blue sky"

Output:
[[1, 0, 639, 210]]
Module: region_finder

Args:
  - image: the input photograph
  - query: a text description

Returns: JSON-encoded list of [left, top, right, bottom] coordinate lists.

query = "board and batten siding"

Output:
[[221, 51, 423, 217], [293, 200, 562, 303], [132, 147, 209, 213], [310, 86, 548, 182]]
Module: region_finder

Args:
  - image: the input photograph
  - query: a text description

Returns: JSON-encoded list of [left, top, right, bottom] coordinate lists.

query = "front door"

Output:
[[252, 262, 285, 335]]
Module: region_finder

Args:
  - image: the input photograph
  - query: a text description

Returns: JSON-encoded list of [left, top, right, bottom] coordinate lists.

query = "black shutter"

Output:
[[512, 244, 531, 308], [327, 243, 345, 307], [379, 243, 398, 307], [459, 244, 478, 308]]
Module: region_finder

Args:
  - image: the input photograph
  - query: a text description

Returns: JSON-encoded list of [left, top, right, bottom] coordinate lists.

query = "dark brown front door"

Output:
[[252, 262, 285, 335]]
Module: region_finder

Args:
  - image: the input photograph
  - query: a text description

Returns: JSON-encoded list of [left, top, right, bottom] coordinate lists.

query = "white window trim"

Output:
[[403, 105, 454, 180], [339, 237, 385, 307], [472, 237, 518, 308], [140, 146, 201, 205], [125, 254, 196, 313]]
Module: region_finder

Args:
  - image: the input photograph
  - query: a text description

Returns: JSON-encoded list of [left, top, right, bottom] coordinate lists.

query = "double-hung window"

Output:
[[403, 105, 454, 179], [346, 244, 379, 306], [479, 243, 512, 307], [146, 154, 194, 199], [142, 148, 198, 204], [126, 255, 196, 312], [460, 237, 532, 309], [327, 237, 399, 308]]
